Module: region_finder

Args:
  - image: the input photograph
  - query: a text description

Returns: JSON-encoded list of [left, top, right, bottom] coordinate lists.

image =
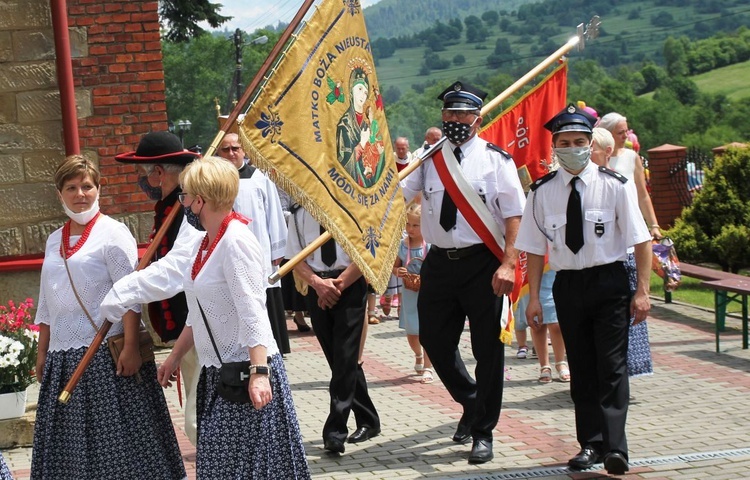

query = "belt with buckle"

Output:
[[314, 269, 344, 279], [431, 244, 487, 260]]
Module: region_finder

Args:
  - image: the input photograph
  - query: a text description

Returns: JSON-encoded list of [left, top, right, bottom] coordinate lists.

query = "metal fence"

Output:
[[667, 147, 713, 207]]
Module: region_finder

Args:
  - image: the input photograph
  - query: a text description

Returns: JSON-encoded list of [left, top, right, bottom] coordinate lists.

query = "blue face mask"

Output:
[[137, 175, 162, 201], [184, 204, 204, 231]]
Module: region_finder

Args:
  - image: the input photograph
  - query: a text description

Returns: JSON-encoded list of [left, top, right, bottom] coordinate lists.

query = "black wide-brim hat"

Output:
[[115, 131, 201, 165]]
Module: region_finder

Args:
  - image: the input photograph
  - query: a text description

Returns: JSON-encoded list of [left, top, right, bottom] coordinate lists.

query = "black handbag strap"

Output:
[[196, 299, 224, 366]]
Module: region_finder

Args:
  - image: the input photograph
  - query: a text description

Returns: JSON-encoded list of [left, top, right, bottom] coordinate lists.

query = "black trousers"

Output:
[[553, 262, 631, 458], [418, 246, 505, 441], [266, 287, 290, 354], [305, 276, 380, 443]]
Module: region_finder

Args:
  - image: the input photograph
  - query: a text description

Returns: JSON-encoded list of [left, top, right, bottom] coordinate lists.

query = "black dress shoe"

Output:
[[323, 438, 345, 454], [604, 451, 629, 475], [347, 426, 381, 444], [568, 445, 601, 470], [452, 411, 474, 443], [468, 439, 493, 464]]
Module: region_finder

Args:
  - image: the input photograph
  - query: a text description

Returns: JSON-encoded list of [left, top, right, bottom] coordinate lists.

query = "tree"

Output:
[[160, 0, 231, 42], [669, 148, 750, 273], [162, 29, 277, 147], [481, 11, 499, 27], [663, 36, 689, 76], [453, 54, 466, 65]]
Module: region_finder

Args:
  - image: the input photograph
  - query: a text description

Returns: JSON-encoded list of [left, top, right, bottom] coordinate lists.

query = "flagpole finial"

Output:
[[576, 15, 601, 52]]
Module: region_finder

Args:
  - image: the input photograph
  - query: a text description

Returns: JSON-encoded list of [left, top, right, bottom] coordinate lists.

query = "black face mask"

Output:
[[442, 117, 477, 145], [184, 205, 204, 231], [137, 175, 162, 200]]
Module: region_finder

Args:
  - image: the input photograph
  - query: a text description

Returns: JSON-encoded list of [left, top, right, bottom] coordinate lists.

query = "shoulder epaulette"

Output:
[[486, 142, 511, 158], [530, 170, 558, 191], [598, 165, 627, 183]]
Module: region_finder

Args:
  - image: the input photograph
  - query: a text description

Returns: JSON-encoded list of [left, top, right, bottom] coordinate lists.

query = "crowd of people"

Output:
[[14, 76, 661, 479]]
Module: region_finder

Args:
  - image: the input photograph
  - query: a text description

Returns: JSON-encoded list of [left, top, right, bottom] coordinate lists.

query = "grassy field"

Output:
[[690, 59, 750, 100], [372, 2, 750, 98]]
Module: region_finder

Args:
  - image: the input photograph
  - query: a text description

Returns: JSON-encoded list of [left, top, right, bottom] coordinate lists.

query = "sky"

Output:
[[210, 0, 383, 33]]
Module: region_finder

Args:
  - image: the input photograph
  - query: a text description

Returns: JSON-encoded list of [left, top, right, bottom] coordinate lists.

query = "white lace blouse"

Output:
[[184, 220, 279, 367], [35, 216, 140, 352]]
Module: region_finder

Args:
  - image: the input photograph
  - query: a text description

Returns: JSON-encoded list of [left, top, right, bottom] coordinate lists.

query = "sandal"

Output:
[[421, 367, 434, 384], [414, 354, 424, 374], [539, 365, 552, 383], [367, 310, 380, 325], [555, 361, 571, 382], [516, 346, 528, 359]]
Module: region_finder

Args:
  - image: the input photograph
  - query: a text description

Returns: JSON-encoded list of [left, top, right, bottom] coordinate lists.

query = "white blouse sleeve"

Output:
[[223, 231, 277, 350]]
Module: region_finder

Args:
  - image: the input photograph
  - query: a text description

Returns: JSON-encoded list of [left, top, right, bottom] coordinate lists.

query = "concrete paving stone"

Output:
[[6, 301, 750, 479]]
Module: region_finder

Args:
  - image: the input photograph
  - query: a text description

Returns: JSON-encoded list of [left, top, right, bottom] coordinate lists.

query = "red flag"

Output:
[[480, 62, 568, 190], [479, 63, 566, 339]]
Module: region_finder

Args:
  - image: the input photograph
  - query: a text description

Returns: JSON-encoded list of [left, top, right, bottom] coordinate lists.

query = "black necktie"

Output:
[[566, 176, 584, 254], [320, 224, 336, 267], [439, 147, 462, 231]]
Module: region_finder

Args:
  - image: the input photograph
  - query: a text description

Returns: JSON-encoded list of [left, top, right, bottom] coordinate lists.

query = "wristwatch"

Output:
[[249, 365, 270, 375]]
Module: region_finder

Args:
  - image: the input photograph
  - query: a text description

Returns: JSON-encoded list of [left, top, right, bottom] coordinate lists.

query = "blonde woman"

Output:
[[157, 157, 309, 479]]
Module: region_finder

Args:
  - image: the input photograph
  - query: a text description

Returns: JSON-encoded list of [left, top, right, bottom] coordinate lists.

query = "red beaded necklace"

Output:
[[59, 212, 101, 259], [191, 212, 248, 280]]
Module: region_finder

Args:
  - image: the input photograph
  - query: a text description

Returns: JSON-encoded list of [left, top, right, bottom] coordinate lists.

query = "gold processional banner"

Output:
[[239, 0, 405, 293]]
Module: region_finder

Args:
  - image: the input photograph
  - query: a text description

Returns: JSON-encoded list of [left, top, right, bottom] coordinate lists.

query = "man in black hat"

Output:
[[105, 130, 203, 444], [401, 81, 526, 464], [515, 104, 652, 475]]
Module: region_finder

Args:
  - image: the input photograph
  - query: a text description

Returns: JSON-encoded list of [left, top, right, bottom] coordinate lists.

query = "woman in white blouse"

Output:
[[597, 112, 662, 239], [31, 155, 185, 480], [157, 156, 310, 479]]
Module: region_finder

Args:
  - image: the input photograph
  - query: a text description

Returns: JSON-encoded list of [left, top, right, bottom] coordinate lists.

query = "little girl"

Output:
[[393, 203, 433, 383]]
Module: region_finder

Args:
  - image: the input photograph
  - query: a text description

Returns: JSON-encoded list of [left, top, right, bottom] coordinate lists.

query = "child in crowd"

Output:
[[393, 203, 433, 383]]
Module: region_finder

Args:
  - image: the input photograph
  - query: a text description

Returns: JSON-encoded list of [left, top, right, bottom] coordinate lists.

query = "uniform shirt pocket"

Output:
[[584, 209, 615, 240], [423, 172, 446, 217], [544, 214, 567, 246]]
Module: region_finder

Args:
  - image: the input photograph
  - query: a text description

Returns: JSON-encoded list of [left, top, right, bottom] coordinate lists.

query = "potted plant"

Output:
[[0, 298, 38, 420]]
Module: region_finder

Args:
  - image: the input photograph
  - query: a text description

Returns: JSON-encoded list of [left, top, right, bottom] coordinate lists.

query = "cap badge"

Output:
[[567, 105, 576, 113], [454, 82, 462, 91]]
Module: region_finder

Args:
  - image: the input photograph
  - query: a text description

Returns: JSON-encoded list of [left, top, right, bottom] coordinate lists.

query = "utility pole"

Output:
[[233, 28, 243, 107]]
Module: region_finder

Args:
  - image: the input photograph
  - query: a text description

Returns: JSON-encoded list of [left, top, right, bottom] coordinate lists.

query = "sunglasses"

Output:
[[221, 146, 242, 153]]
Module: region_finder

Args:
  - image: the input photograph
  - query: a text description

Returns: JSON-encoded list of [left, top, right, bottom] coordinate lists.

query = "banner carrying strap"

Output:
[[431, 143, 506, 262]]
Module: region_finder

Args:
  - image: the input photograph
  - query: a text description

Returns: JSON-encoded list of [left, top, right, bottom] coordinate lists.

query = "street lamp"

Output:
[[231, 29, 269, 105], [168, 119, 191, 146]]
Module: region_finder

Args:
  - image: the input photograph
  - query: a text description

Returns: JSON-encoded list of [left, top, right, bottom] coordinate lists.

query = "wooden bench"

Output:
[[701, 277, 750, 352], [663, 262, 750, 352]]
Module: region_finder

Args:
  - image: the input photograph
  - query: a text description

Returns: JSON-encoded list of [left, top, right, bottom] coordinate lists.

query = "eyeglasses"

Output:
[[178, 192, 189, 204], [221, 146, 242, 153]]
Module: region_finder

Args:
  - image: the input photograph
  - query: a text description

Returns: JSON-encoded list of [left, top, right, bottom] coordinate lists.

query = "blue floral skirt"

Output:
[[0, 450, 12, 480], [625, 253, 654, 377], [31, 345, 186, 480], [196, 354, 310, 480]]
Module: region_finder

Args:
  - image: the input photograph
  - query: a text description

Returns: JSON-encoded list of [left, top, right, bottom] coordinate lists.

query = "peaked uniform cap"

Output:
[[544, 103, 597, 135], [438, 81, 487, 111], [115, 131, 201, 165]]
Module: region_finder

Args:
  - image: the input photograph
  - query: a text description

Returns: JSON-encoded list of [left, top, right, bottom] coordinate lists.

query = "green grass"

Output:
[[690, 59, 750, 100], [372, 2, 750, 99], [650, 272, 743, 314]]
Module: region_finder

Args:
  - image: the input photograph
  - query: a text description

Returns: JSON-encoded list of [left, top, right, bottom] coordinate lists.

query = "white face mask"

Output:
[[554, 146, 591, 172], [61, 196, 100, 225]]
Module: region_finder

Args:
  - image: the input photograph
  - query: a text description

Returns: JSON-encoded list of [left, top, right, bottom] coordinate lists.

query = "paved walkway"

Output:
[[4, 298, 750, 479]]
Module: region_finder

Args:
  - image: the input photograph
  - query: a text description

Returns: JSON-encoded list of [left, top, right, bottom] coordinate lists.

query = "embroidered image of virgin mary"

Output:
[[336, 63, 385, 188]]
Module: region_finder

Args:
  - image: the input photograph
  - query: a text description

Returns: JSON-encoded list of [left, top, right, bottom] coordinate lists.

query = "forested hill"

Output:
[[362, 0, 539, 39]]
